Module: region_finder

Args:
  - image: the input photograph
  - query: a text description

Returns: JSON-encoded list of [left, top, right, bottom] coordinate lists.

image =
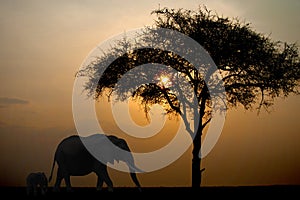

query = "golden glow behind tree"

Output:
[[77, 6, 300, 188]]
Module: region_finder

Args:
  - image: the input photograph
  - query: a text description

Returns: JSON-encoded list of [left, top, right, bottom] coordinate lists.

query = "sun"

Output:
[[157, 74, 172, 88], [161, 76, 170, 86]]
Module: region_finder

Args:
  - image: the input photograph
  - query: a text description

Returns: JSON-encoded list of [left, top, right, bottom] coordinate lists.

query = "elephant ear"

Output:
[[107, 135, 130, 151], [106, 135, 133, 164]]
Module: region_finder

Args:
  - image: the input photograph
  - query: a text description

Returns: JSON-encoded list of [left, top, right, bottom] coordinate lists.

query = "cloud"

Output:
[[0, 97, 29, 106]]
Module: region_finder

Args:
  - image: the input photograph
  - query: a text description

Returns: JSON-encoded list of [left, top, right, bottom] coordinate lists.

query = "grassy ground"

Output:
[[2, 185, 299, 199]]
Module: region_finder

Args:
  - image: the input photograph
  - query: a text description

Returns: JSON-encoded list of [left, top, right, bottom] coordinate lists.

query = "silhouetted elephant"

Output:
[[26, 172, 48, 196], [49, 134, 142, 192]]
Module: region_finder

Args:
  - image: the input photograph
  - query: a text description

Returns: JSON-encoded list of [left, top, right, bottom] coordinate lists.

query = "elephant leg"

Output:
[[33, 185, 38, 196], [96, 176, 104, 191], [41, 186, 46, 195], [53, 168, 63, 192], [64, 174, 73, 192], [26, 185, 32, 196], [95, 167, 113, 192], [103, 170, 114, 192]]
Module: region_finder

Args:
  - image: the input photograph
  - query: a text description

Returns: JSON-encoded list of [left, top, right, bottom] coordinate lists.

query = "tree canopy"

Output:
[[152, 7, 300, 110], [76, 6, 300, 187]]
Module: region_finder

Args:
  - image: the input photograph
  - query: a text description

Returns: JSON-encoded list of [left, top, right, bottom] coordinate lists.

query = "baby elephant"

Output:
[[26, 172, 48, 196]]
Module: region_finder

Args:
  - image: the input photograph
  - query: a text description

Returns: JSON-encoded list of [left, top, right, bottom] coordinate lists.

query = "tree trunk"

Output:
[[191, 86, 208, 188], [192, 125, 202, 188]]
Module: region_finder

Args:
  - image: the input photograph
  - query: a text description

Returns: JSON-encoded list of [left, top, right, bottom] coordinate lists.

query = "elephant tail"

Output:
[[48, 155, 56, 183]]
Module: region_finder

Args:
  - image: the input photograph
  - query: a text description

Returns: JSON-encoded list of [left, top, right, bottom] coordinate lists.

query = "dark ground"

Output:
[[2, 185, 299, 199]]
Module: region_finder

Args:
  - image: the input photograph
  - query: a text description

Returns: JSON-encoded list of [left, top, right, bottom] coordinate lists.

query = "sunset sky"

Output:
[[0, 0, 299, 187]]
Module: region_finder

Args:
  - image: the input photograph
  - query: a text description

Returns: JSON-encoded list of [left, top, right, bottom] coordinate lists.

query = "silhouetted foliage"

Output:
[[77, 6, 300, 188], [152, 7, 300, 109]]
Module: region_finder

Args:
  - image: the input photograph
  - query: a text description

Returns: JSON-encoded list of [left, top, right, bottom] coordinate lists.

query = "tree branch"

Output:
[[202, 117, 211, 129]]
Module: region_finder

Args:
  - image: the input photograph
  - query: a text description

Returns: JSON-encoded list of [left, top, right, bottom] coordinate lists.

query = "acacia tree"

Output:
[[77, 7, 300, 188]]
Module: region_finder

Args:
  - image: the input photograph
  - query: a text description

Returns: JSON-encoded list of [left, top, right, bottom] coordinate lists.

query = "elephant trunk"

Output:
[[127, 161, 143, 191], [130, 172, 142, 191], [108, 135, 142, 190]]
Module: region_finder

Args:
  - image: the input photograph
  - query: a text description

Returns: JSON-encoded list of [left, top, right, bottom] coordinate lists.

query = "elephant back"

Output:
[[56, 135, 89, 157]]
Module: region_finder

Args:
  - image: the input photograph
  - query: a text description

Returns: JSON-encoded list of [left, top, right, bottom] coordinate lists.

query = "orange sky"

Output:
[[0, 0, 299, 187]]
